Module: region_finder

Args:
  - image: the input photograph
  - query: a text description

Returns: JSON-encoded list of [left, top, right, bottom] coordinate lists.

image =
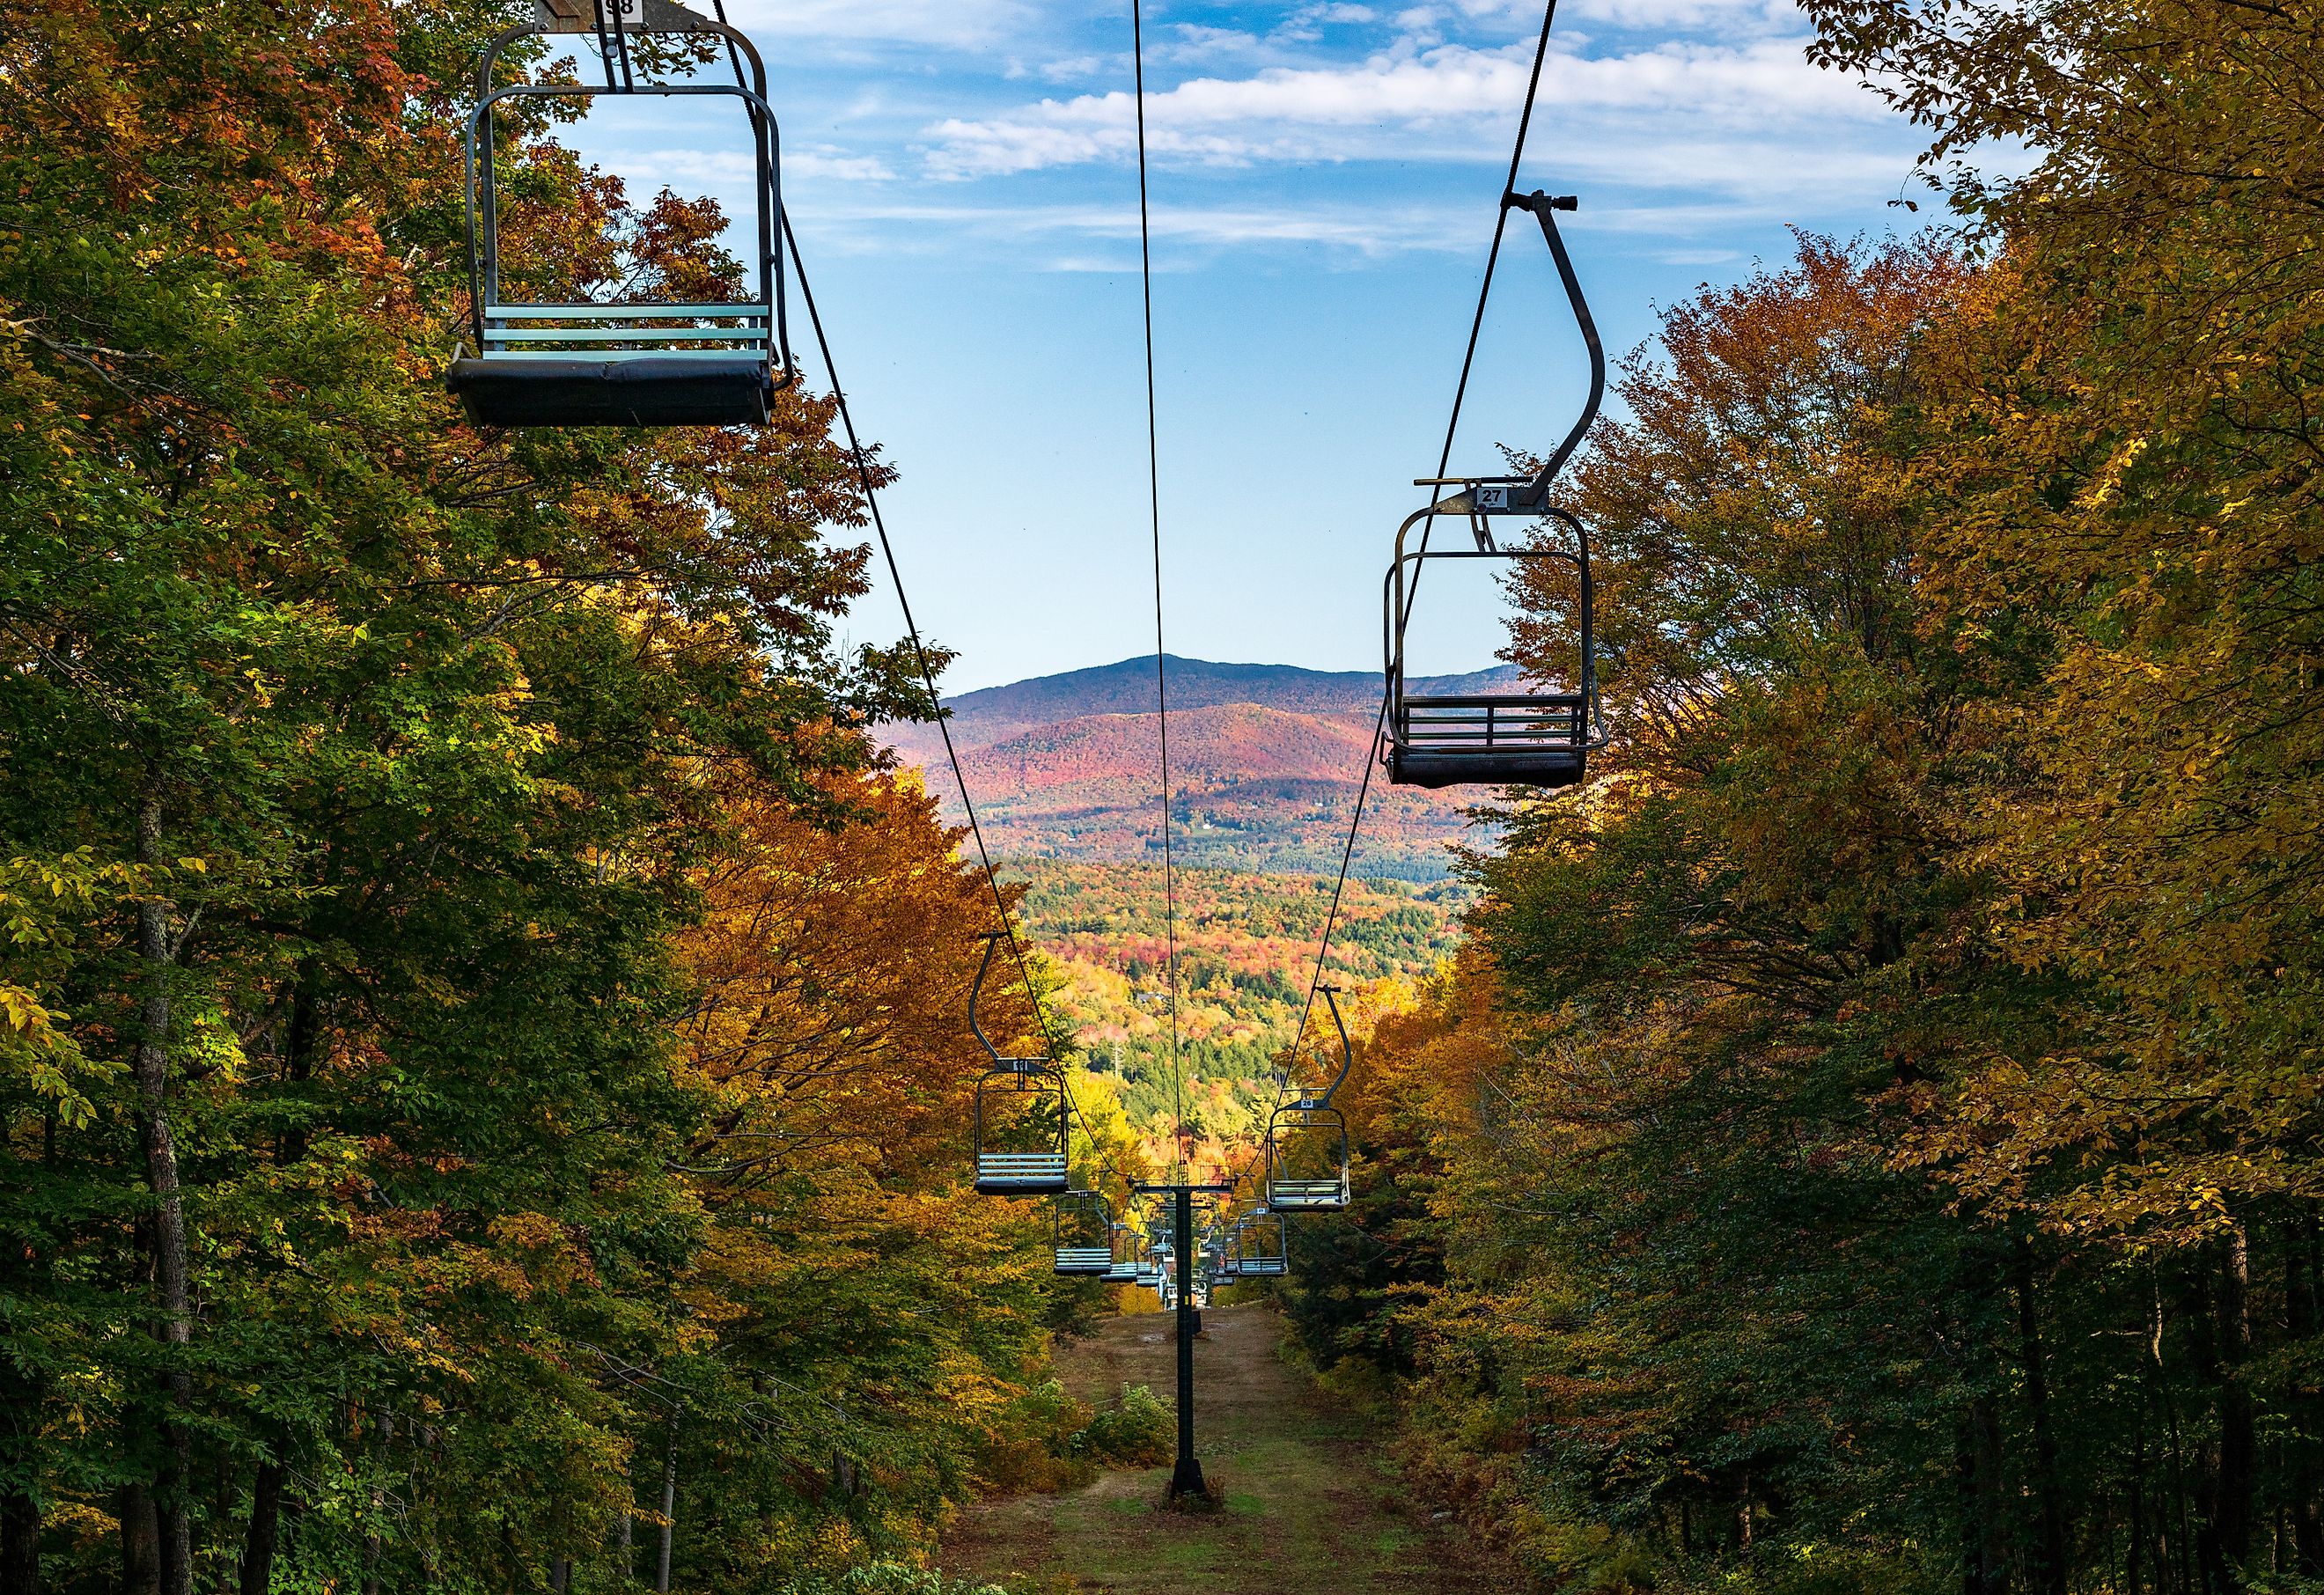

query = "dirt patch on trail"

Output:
[[941, 1305, 1516, 1594]]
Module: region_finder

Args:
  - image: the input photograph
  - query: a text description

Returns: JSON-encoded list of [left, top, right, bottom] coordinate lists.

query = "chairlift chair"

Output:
[[450, 0, 792, 427], [1381, 190, 1610, 788], [1103, 1224, 1144, 1283], [1232, 1210, 1290, 1278], [1052, 1190, 1114, 1276], [1266, 1104, 1351, 1213], [967, 937, 1070, 1197], [1266, 989, 1355, 1214]]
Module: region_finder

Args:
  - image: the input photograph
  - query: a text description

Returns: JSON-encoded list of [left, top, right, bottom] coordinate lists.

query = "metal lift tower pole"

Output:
[[1138, 1180, 1227, 1499], [1171, 1185, 1203, 1498]]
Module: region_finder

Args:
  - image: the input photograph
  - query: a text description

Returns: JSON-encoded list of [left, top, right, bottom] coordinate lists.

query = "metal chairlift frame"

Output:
[[451, 0, 794, 427], [1052, 1189, 1115, 1275], [1232, 1209, 1290, 1277], [1380, 190, 1611, 790], [1267, 989, 1356, 1214], [1103, 1223, 1144, 1283], [967, 936, 1071, 1197]]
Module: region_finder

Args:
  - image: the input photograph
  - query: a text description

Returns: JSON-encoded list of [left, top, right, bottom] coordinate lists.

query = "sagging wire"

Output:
[[1222, 0, 1570, 1211]]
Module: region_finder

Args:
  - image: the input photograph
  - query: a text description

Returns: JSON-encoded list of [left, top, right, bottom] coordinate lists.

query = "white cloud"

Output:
[[922, 37, 1889, 181], [1561, 0, 1796, 28], [798, 197, 1486, 258], [712, 0, 1033, 50], [789, 150, 900, 182]]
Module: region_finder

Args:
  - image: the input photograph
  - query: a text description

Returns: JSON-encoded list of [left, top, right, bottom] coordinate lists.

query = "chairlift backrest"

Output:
[[448, 0, 792, 427]]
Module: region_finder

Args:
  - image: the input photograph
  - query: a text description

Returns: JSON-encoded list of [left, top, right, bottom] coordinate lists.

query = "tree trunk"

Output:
[[133, 791, 195, 1595], [0, 1349, 43, 1595], [0, 1480, 39, 1595], [2013, 1236, 2069, 1595], [2215, 1226, 2256, 1577], [1969, 1393, 2011, 1595], [2286, 1216, 2324, 1575], [239, 1461, 283, 1595], [361, 1408, 391, 1595], [120, 1484, 161, 1595], [2127, 1415, 2147, 1595], [1955, 1419, 1989, 1595], [655, 1437, 677, 1595], [279, 962, 321, 1165]]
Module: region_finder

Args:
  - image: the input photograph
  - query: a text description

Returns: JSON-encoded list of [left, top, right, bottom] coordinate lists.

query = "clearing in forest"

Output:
[[941, 1305, 1514, 1594]]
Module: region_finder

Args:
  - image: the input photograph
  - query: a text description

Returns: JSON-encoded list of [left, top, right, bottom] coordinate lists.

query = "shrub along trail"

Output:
[[941, 1305, 1513, 1594]]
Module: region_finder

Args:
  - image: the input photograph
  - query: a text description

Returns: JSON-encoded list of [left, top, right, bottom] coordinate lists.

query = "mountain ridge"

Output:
[[884, 655, 1508, 878], [915, 655, 1524, 752]]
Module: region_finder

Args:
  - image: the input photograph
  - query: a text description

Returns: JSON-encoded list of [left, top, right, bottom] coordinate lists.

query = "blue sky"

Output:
[[571, 0, 1931, 691]]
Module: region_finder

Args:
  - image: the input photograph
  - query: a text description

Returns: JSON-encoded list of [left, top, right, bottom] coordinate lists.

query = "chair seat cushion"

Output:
[[448, 356, 771, 428], [1389, 747, 1586, 790]]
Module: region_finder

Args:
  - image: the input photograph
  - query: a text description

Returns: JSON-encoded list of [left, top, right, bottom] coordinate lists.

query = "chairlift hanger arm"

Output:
[[1412, 193, 1604, 518], [967, 931, 1063, 1073], [1507, 191, 1602, 511], [1281, 987, 1353, 1111], [967, 933, 1006, 1066]]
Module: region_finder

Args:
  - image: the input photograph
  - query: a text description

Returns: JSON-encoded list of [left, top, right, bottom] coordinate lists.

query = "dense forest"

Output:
[[1018, 863, 1465, 1146], [1280, 4, 2324, 1592], [0, 0, 1143, 1590], [6, 0, 2322, 1592]]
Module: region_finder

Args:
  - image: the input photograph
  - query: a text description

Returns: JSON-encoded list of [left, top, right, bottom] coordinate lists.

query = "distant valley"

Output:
[[885, 654, 1516, 879], [880, 656, 1504, 1156]]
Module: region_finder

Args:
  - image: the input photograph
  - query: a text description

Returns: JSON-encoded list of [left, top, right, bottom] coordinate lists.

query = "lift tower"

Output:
[[1136, 1179, 1232, 1498]]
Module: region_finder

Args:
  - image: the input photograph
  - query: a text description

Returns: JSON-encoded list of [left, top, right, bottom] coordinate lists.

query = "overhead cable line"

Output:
[[1129, 0, 1190, 1180], [777, 217, 1152, 1197], [1222, 0, 1569, 1210]]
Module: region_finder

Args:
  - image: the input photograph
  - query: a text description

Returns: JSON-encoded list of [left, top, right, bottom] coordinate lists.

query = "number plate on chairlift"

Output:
[[538, 0, 695, 30]]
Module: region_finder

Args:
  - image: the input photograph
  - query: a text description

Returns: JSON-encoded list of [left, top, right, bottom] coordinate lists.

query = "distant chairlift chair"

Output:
[[1381, 190, 1611, 789], [1053, 1189, 1115, 1276], [1232, 1210, 1290, 1278], [1266, 989, 1356, 1215], [450, 0, 791, 427], [967, 936, 1070, 1197], [1104, 1224, 1144, 1283]]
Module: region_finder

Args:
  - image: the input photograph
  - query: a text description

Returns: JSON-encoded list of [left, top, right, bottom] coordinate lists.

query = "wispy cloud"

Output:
[[791, 185, 1892, 264], [800, 197, 1482, 257], [717, 0, 1033, 51], [922, 37, 1892, 185], [790, 149, 900, 182]]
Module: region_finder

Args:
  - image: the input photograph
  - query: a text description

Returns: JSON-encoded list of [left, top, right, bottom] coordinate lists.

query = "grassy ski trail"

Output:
[[941, 1305, 1514, 1594]]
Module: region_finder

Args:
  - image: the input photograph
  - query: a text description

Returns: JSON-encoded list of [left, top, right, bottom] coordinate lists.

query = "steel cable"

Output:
[[1128, 0, 1191, 1183], [1228, 0, 1568, 1207]]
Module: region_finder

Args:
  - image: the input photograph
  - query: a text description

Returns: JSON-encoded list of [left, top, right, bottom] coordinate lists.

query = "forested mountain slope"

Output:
[[887, 656, 1515, 877], [1011, 862, 1467, 1164]]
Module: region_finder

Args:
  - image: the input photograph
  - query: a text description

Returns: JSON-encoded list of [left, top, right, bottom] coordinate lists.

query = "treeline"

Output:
[[1285, 5, 2324, 1593], [0, 1, 1123, 1591]]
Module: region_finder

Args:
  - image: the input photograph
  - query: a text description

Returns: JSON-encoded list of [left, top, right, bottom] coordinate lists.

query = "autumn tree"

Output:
[[0, 0, 1076, 1590]]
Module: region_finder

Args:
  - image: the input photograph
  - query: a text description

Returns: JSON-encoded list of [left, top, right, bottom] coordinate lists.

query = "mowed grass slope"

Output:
[[941, 1306, 1512, 1594]]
